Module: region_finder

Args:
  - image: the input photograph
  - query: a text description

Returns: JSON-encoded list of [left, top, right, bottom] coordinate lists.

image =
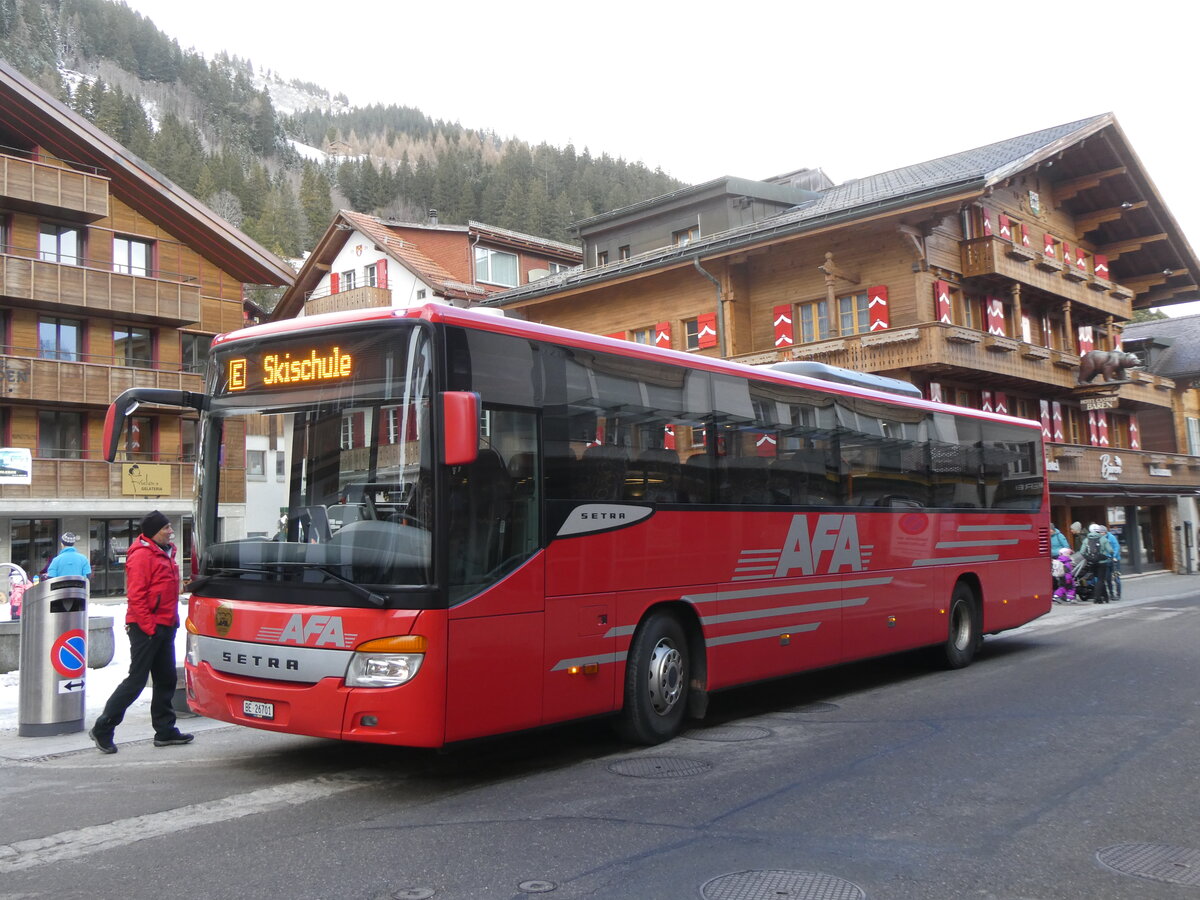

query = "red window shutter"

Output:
[[1052, 402, 1064, 442], [1129, 414, 1141, 449], [773, 304, 794, 347], [1078, 326, 1094, 355], [994, 392, 1009, 415], [928, 382, 943, 403], [934, 280, 952, 324], [986, 297, 1006, 336], [998, 213, 1012, 240], [1114, 330, 1123, 351], [1040, 400, 1052, 439], [1097, 413, 1110, 447], [981, 391, 994, 413], [663, 425, 676, 451], [1043, 234, 1057, 258], [1061, 241, 1072, 264], [1093, 254, 1110, 280], [1088, 411, 1100, 446], [981, 207, 994, 236], [655, 321, 672, 349], [330, 272, 340, 294], [1019, 223, 1031, 247], [696, 313, 718, 349], [755, 433, 777, 457], [1074, 246, 1087, 274], [868, 285, 889, 331], [604, 331, 626, 340], [377, 258, 388, 290]]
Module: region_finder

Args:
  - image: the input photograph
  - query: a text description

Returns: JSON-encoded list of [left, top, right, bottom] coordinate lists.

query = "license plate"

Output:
[[243, 700, 274, 720]]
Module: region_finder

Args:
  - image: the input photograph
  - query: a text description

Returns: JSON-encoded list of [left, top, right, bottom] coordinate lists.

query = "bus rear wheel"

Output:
[[616, 611, 689, 745], [939, 583, 980, 669]]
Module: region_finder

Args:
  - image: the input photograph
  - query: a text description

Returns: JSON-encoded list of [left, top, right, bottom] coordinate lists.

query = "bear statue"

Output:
[[1078, 349, 1143, 384]]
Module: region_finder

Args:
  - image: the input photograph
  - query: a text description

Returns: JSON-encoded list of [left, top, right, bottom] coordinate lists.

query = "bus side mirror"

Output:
[[442, 391, 480, 466], [103, 388, 209, 462]]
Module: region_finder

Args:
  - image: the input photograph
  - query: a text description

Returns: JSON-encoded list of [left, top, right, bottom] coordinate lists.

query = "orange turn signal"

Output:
[[355, 635, 428, 653]]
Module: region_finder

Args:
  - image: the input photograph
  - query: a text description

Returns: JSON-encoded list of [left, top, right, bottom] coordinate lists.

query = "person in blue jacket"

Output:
[[1050, 523, 1069, 556], [46, 532, 91, 578]]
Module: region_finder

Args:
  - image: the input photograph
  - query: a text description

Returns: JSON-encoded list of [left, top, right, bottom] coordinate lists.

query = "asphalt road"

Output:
[[2, 582, 1199, 900]]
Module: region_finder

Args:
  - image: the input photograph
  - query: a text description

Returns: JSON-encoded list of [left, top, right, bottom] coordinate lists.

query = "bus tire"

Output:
[[939, 582, 980, 669], [615, 610, 689, 745]]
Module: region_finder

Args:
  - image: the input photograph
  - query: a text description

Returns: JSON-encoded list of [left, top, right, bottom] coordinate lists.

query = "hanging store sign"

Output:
[[1081, 396, 1119, 410]]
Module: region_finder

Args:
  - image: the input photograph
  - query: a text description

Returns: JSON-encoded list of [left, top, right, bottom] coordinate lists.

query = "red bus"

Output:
[[104, 304, 1050, 747]]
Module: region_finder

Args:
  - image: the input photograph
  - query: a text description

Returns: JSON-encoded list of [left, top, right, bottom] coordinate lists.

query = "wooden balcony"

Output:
[[305, 285, 392, 316], [0, 357, 203, 406], [738, 322, 1175, 409], [0, 255, 201, 325], [1048, 444, 1200, 492], [0, 459, 193, 501], [961, 236, 1133, 319], [0, 153, 109, 222]]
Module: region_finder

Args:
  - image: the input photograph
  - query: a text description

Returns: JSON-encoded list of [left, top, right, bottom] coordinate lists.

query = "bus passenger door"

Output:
[[543, 592, 616, 725]]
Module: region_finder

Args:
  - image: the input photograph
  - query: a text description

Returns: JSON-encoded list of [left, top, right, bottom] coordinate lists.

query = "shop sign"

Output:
[[121, 463, 170, 496], [1081, 396, 1119, 410], [1045, 459, 1060, 472], [1100, 453, 1123, 481], [1149, 466, 1172, 477], [0, 447, 31, 485]]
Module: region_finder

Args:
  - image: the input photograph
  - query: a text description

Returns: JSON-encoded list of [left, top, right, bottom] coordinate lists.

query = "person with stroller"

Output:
[[1077, 524, 1116, 603]]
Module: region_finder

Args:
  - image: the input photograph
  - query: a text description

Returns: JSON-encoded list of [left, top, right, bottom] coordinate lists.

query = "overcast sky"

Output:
[[121, 0, 1198, 309]]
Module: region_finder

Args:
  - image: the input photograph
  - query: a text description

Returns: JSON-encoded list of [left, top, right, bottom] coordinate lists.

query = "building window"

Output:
[[113, 236, 153, 276], [181, 418, 198, 463], [38, 317, 82, 361], [181, 333, 211, 374], [1187, 418, 1200, 455], [275, 450, 286, 480], [38, 410, 84, 459], [365, 263, 377, 287], [596, 250, 609, 266], [39, 223, 83, 265], [113, 324, 154, 368], [341, 270, 356, 291], [474, 246, 518, 287], [125, 415, 155, 460], [684, 318, 701, 351], [549, 261, 572, 274], [630, 327, 653, 345], [246, 449, 266, 479], [618, 246, 631, 260], [798, 300, 831, 343], [673, 226, 700, 246], [837, 293, 870, 336]]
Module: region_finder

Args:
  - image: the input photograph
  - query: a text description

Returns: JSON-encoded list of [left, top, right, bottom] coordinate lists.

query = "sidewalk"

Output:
[[0, 573, 1195, 762]]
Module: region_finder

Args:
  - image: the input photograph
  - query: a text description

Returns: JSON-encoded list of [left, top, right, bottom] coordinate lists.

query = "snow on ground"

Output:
[[288, 138, 327, 162], [0, 603, 188, 731]]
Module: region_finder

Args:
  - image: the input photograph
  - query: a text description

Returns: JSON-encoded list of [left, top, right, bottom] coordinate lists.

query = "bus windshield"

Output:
[[197, 324, 434, 595]]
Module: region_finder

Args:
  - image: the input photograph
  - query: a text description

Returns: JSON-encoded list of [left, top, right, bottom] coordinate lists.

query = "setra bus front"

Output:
[[103, 311, 478, 746]]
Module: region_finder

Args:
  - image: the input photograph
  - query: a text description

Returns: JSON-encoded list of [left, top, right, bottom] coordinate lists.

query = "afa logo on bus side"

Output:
[[775, 514, 864, 577]]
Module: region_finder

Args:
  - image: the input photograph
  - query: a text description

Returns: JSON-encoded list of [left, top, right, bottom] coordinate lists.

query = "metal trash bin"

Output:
[[18, 575, 89, 736]]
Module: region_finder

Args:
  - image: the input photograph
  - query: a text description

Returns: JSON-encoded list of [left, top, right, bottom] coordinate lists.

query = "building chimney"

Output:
[[428, 209, 438, 226]]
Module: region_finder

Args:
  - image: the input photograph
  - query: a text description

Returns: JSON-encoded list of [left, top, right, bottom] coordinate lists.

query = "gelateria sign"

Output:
[[121, 463, 170, 496]]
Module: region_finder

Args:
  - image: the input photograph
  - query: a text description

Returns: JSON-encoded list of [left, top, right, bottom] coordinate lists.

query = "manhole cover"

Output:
[[1098, 843, 1200, 886], [607, 756, 711, 778], [683, 725, 772, 742], [701, 869, 865, 900]]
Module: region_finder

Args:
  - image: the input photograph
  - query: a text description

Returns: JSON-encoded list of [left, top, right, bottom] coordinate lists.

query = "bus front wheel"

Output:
[[616, 611, 689, 744], [939, 583, 980, 669]]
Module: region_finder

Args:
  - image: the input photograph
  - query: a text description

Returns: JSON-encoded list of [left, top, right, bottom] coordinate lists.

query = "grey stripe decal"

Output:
[[550, 651, 627, 672], [702, 596, 868, 625], [684, 575, 894, 605], [912, 554, 1001, 566], [707, 622, 821, 646], [957, 524, 1033, 531], [936, 539, 1018, 548]]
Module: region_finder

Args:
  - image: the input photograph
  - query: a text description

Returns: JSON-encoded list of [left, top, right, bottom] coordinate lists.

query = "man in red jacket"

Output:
[[89, 510, 194, 753]]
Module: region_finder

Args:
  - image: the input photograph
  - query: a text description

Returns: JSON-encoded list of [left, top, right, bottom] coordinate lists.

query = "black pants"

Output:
[[94, 624, 178, 739]]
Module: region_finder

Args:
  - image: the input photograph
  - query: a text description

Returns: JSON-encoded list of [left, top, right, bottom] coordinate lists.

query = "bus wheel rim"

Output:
[[952, 603, 971, 650], [647, 639, 683, 716]]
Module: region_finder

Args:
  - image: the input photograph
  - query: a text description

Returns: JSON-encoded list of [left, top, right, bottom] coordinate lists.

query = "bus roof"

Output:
[[214, 304, 1041, 431]]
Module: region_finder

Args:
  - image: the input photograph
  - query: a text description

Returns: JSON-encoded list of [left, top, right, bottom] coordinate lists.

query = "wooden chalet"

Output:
[[487, 114, 1200, 574], [0, 60, 294, 594]]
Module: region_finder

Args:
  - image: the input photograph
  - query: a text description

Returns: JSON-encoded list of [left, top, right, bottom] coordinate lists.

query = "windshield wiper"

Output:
[[190, 562, 386, 607], [187, 566, 275, 592], [310, 565, 387, 608]]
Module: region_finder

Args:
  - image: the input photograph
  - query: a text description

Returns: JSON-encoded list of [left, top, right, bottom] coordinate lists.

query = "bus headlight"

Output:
[[345, 635, 427, 688]]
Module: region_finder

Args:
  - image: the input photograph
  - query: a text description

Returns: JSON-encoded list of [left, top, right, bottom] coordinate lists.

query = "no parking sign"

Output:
[[50, 628, 86, 678]]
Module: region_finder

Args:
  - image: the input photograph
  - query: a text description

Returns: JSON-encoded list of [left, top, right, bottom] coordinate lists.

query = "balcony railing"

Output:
[[0, 254, 202, 325], [1048, 444, 1200, 491], [733, 322, 1175, 408], [0, 149, 109, 221], [0, 458, 193, 501], [304, 285, 392, 316], [0, 353, 204, 406], [961, 236, 1134, 319]]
